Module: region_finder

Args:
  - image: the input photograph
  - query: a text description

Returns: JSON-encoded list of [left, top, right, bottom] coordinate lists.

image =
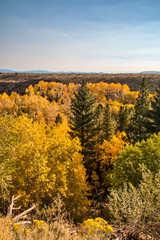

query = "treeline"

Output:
[[0, 81, 138, 124], [0, 79, 159, 239]]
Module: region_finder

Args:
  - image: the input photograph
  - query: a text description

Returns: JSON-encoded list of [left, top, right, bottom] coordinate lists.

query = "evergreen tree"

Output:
[[146, 85, 160, 134], [55, 113, 63, 124], [102, 103, 114, 141], [127, 78, 150, 143], [151, 86, 160, 133], [69, 80, 99, 176], [118, 106, 130, 132]]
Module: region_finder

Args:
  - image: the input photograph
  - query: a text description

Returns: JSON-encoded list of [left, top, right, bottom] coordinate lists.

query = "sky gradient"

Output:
[[0, 0, 160, 73]]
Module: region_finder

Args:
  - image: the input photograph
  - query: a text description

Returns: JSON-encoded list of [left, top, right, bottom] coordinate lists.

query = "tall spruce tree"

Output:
[[69, 80, 99, 177], [55, 113, 63, 124], [118, 106, 130, 132], [146, 85, 160, 134], [102, 103, 114, 141], [127, 78, 150, 143]]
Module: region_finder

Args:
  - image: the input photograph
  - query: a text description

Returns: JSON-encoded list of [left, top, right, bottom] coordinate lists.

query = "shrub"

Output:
[[108, 167, 160, 238], [79, 217, 113, 239]]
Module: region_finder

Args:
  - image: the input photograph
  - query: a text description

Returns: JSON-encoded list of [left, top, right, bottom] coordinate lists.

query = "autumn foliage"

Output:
[[0, 78, 159, 239], [0, 115, 89, 221]]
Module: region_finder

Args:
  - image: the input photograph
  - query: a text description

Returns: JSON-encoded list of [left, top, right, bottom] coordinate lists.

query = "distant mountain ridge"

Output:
[[139, 71, 160, 74], [0, 69, 160, 74], [0, 69, 16, 73], [0, 69, 104, 74], [0, 69, 53, 73]]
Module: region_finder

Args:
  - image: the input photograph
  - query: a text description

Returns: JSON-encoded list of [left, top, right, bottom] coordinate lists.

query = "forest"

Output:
[[0, 78, 160, 239]]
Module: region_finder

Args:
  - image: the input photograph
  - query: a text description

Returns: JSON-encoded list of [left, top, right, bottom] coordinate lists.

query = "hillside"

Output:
[[0, 72, 160, 95]]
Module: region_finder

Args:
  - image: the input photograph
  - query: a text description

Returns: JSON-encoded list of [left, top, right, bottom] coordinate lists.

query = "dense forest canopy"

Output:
[[0, 77, 159, 239]]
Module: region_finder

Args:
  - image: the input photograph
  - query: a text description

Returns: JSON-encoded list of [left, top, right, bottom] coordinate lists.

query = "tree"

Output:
[[127, 78, 150, 143], [146, 85, 160, 134], [0, 115, 89, 221], [55, 113, 63, 124], [112, 133, 160, 189], [117, 106, 130, 132], [46, 121, 90, 221], [69, 80, 99, 178], [99, 132, 126, 190], [102, 104, 114, 141]]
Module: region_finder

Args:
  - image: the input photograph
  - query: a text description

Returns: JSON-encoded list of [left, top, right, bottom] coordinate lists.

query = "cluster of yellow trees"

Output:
[[0, 81, 139, 125], [1, 79, 159, 240], [0, 81, 134, 220], [0, 80, 153, 221], [0, 115, 89, 221]]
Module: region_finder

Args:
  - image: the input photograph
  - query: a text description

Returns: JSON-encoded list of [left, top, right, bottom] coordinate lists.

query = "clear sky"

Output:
[[0, 0, 160, 73]]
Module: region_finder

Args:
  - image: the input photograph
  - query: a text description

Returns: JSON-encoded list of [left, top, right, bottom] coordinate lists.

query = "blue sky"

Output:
[[0, 0, 160, 72]]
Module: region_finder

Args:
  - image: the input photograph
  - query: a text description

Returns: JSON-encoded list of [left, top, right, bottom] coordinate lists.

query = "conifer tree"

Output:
[[118, 106, 130, 132], [127, 78, 150, 143], [146, 85, 160, 133], [55, 113, 63, 124], [151, 86, 160, 133], [102, 104, 114, 141], [69, 80, 99, 176]]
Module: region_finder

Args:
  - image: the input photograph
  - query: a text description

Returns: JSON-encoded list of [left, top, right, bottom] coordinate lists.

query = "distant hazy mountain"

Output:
[[0, 69, 53, 73], [22, 70, 54, 73], [140, 71, 160, 74], [0, 69, 101, 74], [1, 69, 160, 74], [0, 69, 16, 73]]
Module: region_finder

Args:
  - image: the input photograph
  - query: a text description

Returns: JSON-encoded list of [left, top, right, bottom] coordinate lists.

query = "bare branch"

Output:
[[8, 195, 21, 216], [13, 206, 21, 210], [15, 221, 32, 225], [13, 204, 36, 222], [13, 196, 20, 201]]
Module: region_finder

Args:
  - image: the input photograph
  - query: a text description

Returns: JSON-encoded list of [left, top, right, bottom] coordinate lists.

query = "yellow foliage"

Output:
[[0, 81, 140, 126], [0, 115, 89, 221], [99, 132, 127, 188], [100, 132, 126, 167], [80, 217, 113, 239], [0, 92, 18, 115]]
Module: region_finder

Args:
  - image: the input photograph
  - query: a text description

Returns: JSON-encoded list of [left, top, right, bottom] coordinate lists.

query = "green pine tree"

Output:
[[55, 113, 63, 124], [146, 85, 160, 134], [118, 106, 130, 132], [102, 103, 114, 141], [127, 78, 151, 143], [69, 80, 99, 177]]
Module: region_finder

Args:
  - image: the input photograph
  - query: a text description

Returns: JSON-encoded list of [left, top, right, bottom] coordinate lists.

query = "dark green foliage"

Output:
[[117, 106, 130, 132], [55, 113, 63, 124], [127, 78, 151, 143], [151, 86, 160, 132], [95, 104, 104, 143], [102, 104, 114, 141], [69, 80, 99, 175], [146, 86, 160, 134]]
